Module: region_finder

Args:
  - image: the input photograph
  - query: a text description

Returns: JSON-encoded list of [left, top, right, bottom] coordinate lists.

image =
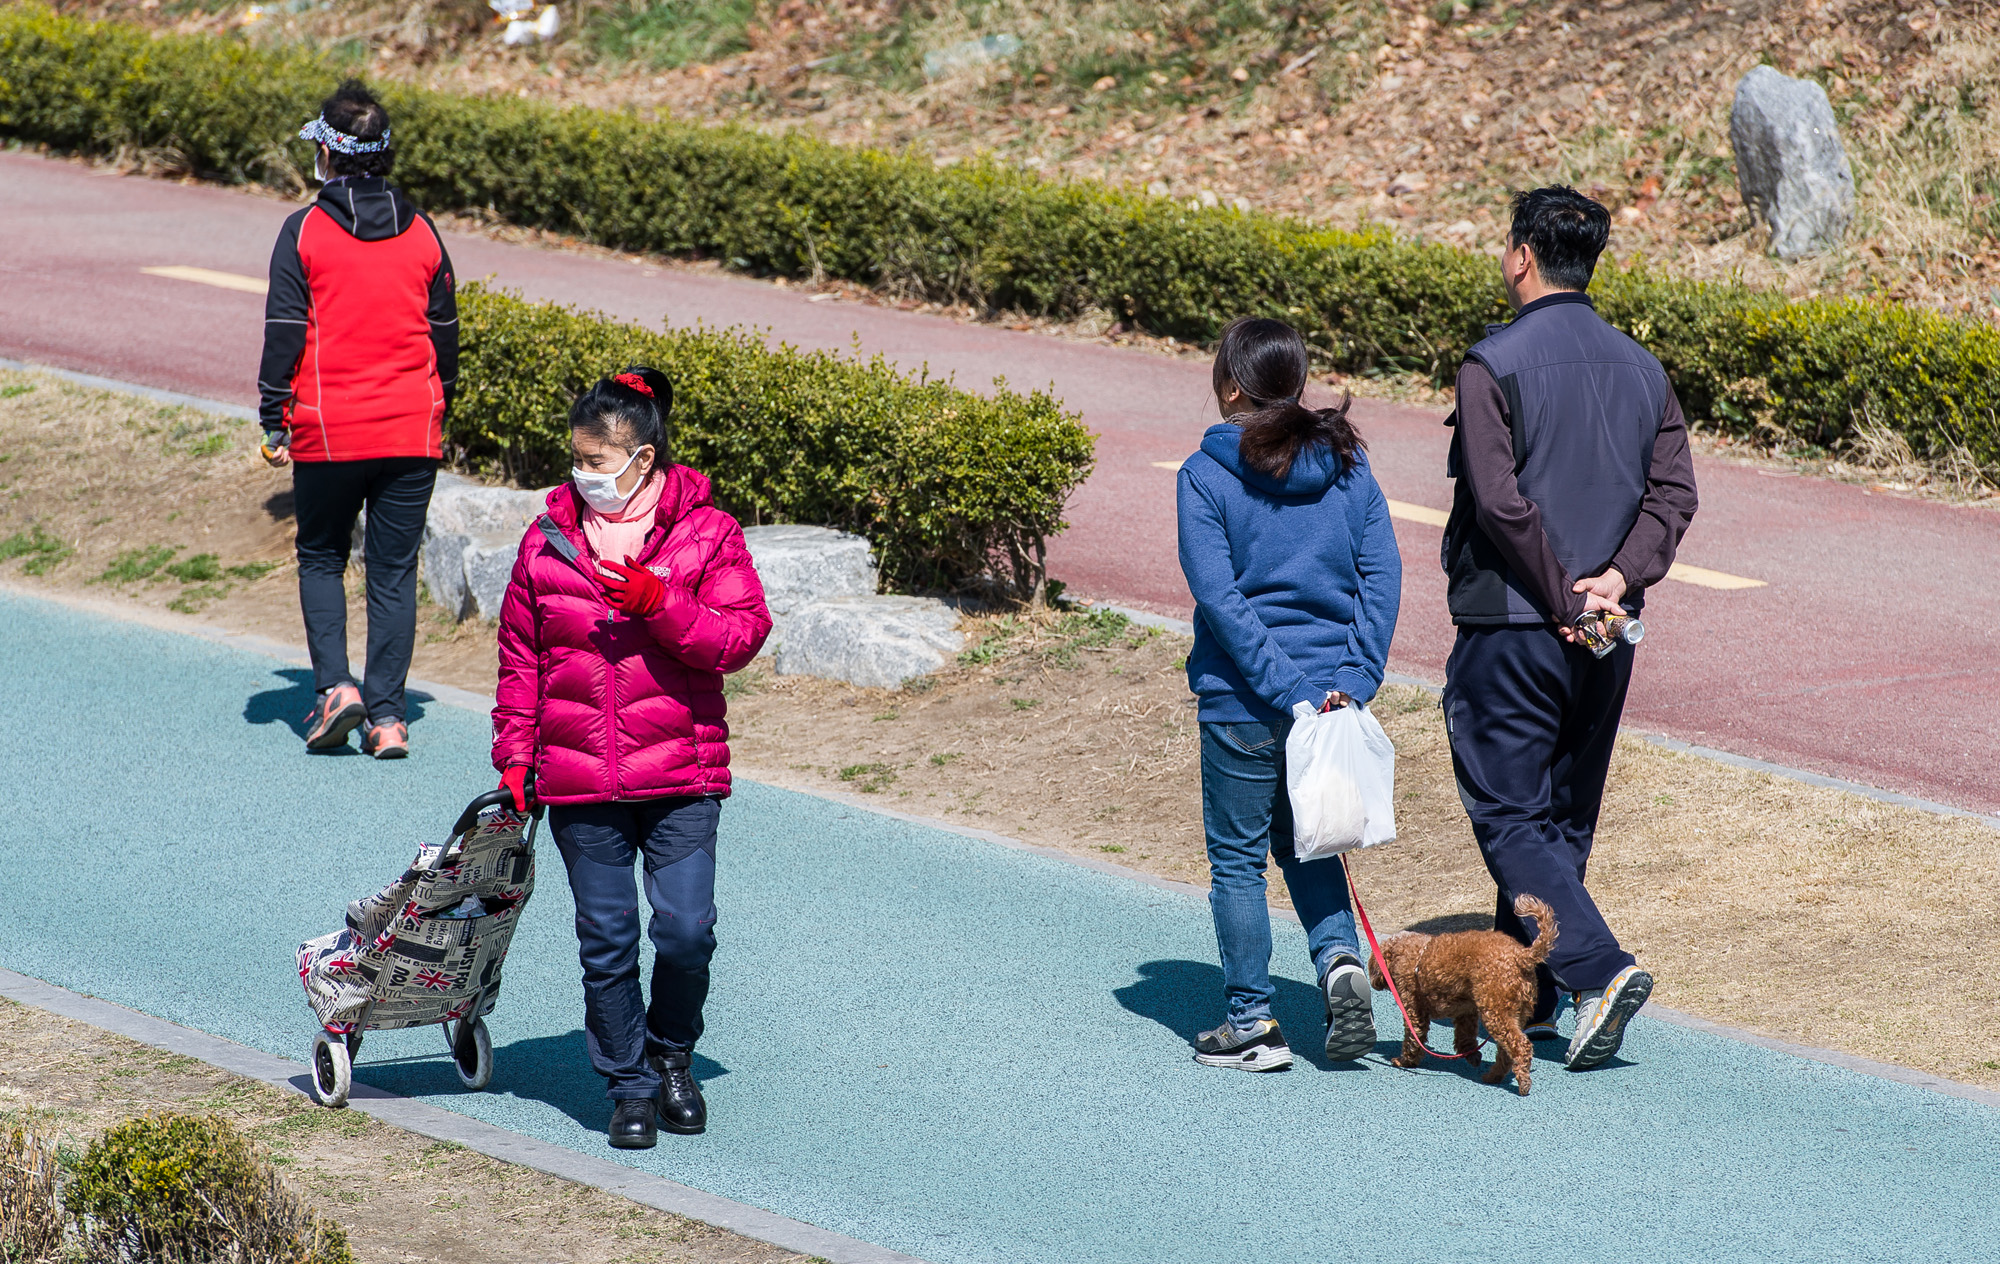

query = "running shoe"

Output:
[[1524, 1016, 1563, 1041], [1194, 1018, 1294, 1072], [303, 683, 365, 750], [1565, 966, 1654, 1070], [1321, 955, 1377, 1061], [360, 720, 409, 760]]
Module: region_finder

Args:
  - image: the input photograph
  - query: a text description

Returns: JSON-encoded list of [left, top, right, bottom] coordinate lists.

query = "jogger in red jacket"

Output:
[[258, 79, 458, 759], [493, 366, 771, 1149]]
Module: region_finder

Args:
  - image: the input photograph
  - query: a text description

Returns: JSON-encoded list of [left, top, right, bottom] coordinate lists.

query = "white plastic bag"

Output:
[[1285, 698, 1397, 861]]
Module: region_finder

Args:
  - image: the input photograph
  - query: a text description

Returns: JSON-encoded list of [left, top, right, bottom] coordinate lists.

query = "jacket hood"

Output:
[[542, 463, 716, 536], [1198, 423, 1348, 497], [313, 178, 421, 242]]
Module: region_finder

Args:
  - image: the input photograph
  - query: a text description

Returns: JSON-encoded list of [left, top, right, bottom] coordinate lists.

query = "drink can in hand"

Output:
[[1572, 612, 1644, 659]]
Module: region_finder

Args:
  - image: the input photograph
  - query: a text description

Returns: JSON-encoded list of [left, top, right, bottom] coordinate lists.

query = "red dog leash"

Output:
[[1341, 855, 1485, 1063]]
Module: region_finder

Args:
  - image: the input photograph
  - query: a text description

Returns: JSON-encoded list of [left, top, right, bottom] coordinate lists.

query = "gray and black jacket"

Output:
[[1441, 292, 1699, 626]]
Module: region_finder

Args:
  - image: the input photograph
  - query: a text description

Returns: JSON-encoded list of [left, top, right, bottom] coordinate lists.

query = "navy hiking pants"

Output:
[[551, 796, 720, 1101], [1443, 626, 1637, 1019]]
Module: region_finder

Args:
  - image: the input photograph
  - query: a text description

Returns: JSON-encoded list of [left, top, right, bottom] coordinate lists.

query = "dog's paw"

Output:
[[1391, 1052, 1425, 1069]]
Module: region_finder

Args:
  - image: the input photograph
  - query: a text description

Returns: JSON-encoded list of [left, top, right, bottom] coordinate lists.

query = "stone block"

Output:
[[1730, 65, 1855, 259], [742, 525, 877, 616], [364, 473, 552, 621], [773, 596, 965, 689], [742, 524, 877, 656]]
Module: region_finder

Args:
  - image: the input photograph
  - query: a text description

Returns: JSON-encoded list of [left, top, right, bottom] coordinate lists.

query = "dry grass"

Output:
[[0, 369, 504, 692], [0, 1119, 64, 1260], [0, 999, 802, 1264]]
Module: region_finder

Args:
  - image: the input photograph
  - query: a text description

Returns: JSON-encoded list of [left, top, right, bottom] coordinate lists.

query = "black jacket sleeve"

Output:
[[422, 214, 459, 413], [257, 209, 311, 434], [1610, 386, 1700, 589]]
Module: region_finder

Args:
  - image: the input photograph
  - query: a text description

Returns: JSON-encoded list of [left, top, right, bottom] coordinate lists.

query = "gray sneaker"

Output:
[[1193, 1018, 1294, 1072], [1321, 956, 1376, 1061], [1565, 966, 1653, 1070]]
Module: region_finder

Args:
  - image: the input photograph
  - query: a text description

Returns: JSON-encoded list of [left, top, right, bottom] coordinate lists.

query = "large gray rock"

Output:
[[742, 524, 877, 656], [773, 596, 965, 689], [414, 473, 549, 621], [741, 525, 876, 617], [1730, 65, 1855, 259]]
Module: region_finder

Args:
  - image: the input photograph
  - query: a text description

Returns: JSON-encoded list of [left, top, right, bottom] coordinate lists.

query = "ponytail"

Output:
[[1213, 317, 1363, 481], [569, 365, 672, 459]]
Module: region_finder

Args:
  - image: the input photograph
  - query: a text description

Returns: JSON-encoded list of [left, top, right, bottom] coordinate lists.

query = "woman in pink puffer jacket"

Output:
[[492, 366, 771, 1150]]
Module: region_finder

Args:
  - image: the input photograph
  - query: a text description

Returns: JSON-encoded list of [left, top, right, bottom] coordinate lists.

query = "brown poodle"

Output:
[[1367, 896, 1557, 1096]]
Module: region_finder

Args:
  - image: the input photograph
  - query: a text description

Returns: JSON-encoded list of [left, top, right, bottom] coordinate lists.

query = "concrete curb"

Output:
[[0, 967, 930, 1264]]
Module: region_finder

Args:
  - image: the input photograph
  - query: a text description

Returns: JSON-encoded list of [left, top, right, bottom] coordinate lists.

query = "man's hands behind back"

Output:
[[1560, 566, 1627, 644]]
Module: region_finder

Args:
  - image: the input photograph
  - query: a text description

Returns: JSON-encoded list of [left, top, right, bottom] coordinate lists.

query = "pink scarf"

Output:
[[579, 468, 664, 565]]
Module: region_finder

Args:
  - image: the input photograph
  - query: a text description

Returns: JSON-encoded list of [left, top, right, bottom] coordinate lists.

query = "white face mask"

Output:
[[572, 448, 641, 515], [314, 148, 330, 183]]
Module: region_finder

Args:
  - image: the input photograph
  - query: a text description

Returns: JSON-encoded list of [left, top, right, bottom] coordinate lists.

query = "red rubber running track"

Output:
[[5, 152, 1996, 813]]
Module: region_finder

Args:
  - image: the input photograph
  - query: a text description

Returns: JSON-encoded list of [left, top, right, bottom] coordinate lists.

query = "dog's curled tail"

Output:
[[1513, 894, 1558, 964]]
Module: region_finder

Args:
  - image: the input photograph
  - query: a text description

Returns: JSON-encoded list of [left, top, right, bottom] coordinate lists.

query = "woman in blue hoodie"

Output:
[[1177, 317, 1402, 1072]]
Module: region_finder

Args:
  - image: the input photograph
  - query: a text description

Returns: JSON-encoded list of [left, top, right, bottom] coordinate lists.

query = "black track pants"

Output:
[[1442, 625, 1638, 1018], [292, 457, 436, 724]]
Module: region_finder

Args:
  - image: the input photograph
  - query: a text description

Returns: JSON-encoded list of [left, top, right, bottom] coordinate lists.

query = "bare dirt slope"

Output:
[[7, 367, 1999, 1090], [93, 0, 2000, 315]]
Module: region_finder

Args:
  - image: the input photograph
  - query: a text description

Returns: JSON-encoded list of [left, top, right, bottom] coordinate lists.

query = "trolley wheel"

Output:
[[309, 1031, 352, 1108], [447, 1016, 493, 1090]]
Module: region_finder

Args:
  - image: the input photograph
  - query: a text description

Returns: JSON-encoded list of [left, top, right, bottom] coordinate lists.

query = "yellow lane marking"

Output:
[[1379, 498, 1767, 590], [141, 266, 269, 295], [1385, 498, 1449, 528], [1663, 562, 1766, 589]]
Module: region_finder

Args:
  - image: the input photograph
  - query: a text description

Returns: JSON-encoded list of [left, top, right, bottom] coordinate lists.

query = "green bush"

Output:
[[1, 4, 1994, 476], [65, 1113, 352, 1264], [454, 286, 1094, 596]]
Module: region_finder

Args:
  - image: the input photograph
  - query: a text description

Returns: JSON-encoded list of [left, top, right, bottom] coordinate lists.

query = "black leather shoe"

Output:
[[652, 1052, 707, 1135], [608, 1097, 658, 1149]]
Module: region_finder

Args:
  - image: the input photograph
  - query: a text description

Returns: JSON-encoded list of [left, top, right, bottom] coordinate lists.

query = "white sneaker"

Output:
[[1565, 966, 1653, 1070]]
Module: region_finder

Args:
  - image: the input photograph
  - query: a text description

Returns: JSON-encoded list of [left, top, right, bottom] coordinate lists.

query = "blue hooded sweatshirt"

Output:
[[1177, 423, 1402, 723]]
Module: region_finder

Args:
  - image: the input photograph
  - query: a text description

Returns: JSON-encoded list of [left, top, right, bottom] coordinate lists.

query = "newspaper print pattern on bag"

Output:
[[298, 807, 537, 1035]]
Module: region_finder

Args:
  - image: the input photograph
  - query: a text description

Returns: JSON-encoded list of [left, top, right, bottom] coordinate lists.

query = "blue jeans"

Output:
[[1200, 717, 1360, 1030], [551, 797, 720, 1100]]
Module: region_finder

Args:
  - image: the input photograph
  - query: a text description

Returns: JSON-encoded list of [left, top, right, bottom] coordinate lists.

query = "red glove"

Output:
[[598, 559, 666, 616], [500, 765, 530, 812]]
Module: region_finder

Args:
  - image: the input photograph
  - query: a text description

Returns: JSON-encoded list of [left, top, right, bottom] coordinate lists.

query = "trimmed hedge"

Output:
[[454, 286, 1094, 596], [1, 4, 1995, 474]]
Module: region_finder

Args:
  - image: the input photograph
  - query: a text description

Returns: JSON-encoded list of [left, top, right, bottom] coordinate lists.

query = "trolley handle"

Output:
[[447, 773, 542, 839]]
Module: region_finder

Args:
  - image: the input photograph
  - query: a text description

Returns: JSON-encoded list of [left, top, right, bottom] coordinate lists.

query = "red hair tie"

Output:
[[613, 372, 653, 398]]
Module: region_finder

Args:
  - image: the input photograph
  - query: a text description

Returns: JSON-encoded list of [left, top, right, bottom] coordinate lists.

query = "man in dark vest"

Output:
[[1440, 186, 1699, 1071]]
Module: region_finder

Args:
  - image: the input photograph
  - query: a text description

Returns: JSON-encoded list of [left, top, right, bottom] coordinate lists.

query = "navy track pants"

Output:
[[1443, 625, 1638, 1017]]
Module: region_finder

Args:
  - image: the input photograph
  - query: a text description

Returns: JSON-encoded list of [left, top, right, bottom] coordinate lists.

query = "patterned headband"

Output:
[[299, 114, 392, 155]]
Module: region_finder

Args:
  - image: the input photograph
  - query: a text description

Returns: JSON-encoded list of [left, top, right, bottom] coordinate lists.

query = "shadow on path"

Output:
[[244, 667, 429, 747], [353, 1028, 729, 1133], [1114, 958, 1383, 1073]]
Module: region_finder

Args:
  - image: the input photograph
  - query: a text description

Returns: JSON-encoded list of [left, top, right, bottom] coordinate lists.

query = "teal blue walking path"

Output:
[[3, 590, 1996, 1263]]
